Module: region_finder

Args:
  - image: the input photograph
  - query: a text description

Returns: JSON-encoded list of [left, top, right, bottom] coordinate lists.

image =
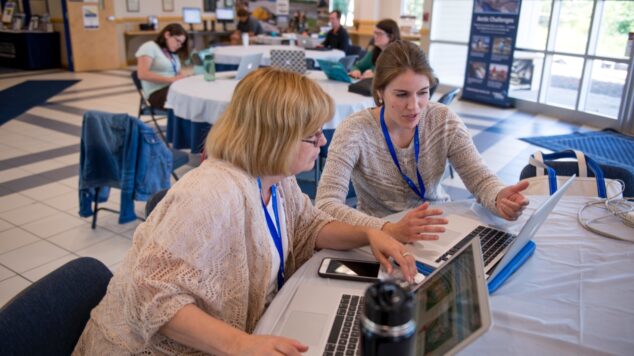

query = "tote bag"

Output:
[[521, 150, 623, 198]]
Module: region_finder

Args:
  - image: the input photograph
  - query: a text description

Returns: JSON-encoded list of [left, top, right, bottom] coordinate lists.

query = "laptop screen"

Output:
[[413, 242, 484, 355]]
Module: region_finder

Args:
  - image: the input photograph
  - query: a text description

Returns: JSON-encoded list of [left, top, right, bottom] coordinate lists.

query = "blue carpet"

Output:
[[520, 131, 634, 174], [0, 80, 80, 126]]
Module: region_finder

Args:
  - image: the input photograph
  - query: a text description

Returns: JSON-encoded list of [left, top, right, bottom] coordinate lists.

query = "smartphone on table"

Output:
[[318, 258, 381, 283]]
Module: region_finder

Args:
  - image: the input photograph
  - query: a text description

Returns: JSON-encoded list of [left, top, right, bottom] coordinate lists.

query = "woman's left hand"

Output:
[[366, 230, 417, 283], [495, 181, 530, 221]]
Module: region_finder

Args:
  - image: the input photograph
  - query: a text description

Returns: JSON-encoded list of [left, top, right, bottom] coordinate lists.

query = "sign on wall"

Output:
[[461, 0, 522, 108], [82, 5, 99, 29]]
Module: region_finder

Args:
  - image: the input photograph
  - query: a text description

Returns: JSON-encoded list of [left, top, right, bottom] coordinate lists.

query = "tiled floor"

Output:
[[0, 67, 597, 307]]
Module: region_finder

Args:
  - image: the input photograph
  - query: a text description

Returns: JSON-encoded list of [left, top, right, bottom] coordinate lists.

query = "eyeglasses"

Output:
[[171, 36, 186, 47], [301, 130, 324, 147]]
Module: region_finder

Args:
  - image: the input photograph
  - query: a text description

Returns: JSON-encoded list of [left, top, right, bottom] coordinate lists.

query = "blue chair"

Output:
[[438, 88, 461, 105], [0, 257, 112, 356], [305, 58, 316, 70]]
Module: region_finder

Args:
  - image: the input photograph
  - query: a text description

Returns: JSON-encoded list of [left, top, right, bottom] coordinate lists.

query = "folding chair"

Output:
[[131, 71, 189, 181], [79, 111, 183, 228], [130, 70, 169, 143]]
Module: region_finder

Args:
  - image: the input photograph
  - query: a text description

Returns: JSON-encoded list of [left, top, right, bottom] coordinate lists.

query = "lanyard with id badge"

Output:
[[379, 106, 426, 200], [257, 178, 285, 290]]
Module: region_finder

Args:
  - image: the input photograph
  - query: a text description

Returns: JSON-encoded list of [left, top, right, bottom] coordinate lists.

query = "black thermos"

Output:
[[360, 281, 415, 356]]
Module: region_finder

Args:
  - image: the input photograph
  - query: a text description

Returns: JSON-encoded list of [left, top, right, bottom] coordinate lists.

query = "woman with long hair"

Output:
[[136, 23, 190, 109]]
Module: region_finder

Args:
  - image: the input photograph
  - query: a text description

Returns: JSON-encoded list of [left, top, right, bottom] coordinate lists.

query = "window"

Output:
[[551, 0, 593, 55], [429, 0, 473, 86], [509, 0, 633, 120], [516, 0, 552, 51], [401, 0, 424, 32], [331, 0, 354, 27]]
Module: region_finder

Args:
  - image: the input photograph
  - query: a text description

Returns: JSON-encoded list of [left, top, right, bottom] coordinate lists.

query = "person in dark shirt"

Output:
[[230, 8, 263, 45], [319, 10, 349, 52]]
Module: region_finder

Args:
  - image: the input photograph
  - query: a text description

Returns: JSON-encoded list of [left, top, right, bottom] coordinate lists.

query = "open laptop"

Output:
[[395, 175, 575, 283], [297, 35, 331, 51], [273, 238, 491, 356], [317, 59, 352, 83], [270, 49, 307, 74], [229, 53, 263, 80]]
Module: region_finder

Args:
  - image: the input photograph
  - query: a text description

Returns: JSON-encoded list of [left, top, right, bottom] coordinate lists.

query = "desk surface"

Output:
[[213, 45, 345, 66], [166, 71, 374, 130], [254, 196, 634, 355]]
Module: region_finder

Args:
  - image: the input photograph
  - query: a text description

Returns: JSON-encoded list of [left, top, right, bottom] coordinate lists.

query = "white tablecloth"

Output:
[[165, 71, 374, 130], [254, 196, 634, 355], [213, 44, 345, 66]]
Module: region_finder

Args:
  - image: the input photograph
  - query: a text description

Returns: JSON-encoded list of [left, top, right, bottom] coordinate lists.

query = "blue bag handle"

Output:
[[531, 150, 607, 198]]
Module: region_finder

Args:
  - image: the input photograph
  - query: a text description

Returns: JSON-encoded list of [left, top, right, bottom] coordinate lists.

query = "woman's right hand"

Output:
[[349, 70, 361, 79], [172, 72, 189, 82], [234, 334, 308, 356], [382, 202, 448, 244]]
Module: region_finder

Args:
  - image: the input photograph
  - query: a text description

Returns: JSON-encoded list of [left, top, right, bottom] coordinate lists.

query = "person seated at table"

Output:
[[349, 19, 400, 80], [230, 8, 264, 45], [317, 10, 350, 52], [72, 68, 417, 355], [290, 10, 308, 34], [136, 23, 190, 109], [316, 41, 529, 243]]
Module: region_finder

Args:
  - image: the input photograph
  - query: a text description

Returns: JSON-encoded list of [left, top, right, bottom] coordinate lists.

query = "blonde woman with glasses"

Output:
[[73, 68, 416, 356]]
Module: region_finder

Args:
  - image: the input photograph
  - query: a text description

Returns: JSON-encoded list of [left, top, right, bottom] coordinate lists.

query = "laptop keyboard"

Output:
[[436, 226, 516, 266], [323, 294, 364, 356]]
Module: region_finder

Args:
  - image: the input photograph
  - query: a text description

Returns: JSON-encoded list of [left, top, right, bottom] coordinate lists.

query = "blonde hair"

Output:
[[206, 68, 334, 176], [372, 40, 437, 106]]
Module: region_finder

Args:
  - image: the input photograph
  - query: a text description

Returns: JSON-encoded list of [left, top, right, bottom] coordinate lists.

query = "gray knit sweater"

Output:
[[315, 102, 505, 229]]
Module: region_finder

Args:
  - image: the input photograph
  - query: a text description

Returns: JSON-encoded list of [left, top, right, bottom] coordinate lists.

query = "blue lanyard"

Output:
[[380, 106, 426, 200], [163, 49, 178, 75], [257, 178, 285, 290]]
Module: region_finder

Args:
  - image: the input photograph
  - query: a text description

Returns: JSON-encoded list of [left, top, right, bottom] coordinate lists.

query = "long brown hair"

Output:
[[371, 19, 401, 65], [154, 23, 189, 58], [372, 40, 437, 106]]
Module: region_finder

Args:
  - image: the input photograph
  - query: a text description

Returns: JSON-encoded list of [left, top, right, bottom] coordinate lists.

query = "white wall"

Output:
[[354, 0, 403, 21], [378, 0, 401, 20], [113, 0, 211, 18], [355, 0, 380, 20]]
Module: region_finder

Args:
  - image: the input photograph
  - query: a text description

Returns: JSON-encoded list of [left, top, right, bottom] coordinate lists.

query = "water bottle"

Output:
[[360, 281, 416, 356], [203, 54, 216, 81]]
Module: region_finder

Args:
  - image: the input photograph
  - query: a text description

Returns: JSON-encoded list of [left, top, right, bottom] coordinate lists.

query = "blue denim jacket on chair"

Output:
[[79, 111, 172, 224]]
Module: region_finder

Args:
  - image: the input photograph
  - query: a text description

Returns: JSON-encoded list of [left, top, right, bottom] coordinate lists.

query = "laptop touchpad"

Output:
[[281, 311, 329, 347]]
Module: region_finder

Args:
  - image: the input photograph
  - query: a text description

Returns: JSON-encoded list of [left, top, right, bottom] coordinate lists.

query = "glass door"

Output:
[[509, 0, 634, 128]]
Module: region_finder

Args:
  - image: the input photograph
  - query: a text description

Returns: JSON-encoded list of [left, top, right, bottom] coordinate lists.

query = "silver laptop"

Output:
[[394, 175, 575, 281], [231, 53, 262, 80], [274, 238, 492, 356], [270, 49, 307, 74], [296, 35, 320, 49]]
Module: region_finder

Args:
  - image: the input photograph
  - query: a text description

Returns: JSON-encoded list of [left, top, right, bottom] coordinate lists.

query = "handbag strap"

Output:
[[529, 150, 607, 198]]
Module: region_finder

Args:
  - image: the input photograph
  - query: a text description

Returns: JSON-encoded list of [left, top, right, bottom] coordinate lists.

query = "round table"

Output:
[[165, 71, 375, 152], [213, 45, 345, 66]]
